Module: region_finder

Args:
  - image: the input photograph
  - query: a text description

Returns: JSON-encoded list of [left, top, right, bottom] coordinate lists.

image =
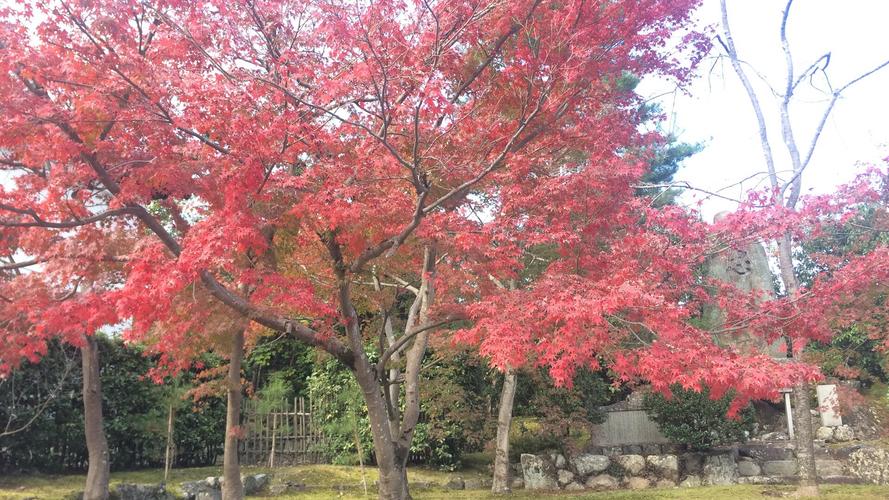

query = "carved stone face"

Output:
[[728, 249, 753, 276]]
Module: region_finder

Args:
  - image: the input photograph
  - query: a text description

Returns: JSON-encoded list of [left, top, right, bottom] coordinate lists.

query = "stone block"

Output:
[[572, 454, 610, 476], [737, 458, 761, 477], [626, 477, 650, 489], [616, 454, 646, 476], [762, 459, 798, 477], [584, 474, 618, 490], [520, 454, 557, 490], [646, 454, 679, 482], [816, 459, 845, 478], [702, 453, 737, 485]]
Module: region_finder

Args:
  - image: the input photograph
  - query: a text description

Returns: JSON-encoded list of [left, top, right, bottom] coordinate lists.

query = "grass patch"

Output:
[[2, 465, 888, 500]]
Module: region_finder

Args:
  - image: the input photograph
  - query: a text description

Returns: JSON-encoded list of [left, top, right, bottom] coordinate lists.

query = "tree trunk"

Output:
[[792, 381, 818, 494], [776, 235, 819, 496], [164, 402, 175, 482], [492, 368, 517, 494], [222, 329, 245, 500], [353, 364, 405, 500], [81, 335, 110, 500]]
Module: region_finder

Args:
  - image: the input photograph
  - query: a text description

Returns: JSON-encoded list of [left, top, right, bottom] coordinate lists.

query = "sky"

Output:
[[639, 0, 889, 221]]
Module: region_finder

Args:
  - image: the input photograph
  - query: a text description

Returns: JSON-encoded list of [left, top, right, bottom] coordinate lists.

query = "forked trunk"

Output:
[[492, 368, 517, 493], [354, 364, 407, 500], [81, 335, 110, 500], [222, 329, 245, 500]]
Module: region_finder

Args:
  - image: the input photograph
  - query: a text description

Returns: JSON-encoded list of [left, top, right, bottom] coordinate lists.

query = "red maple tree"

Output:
[[0, 1, 819, 498]]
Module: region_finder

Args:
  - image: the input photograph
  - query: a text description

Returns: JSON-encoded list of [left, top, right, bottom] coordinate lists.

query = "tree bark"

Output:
[[776, 235, 818, 495], [222, 329, 245, 500], [81, 335, 110, 500], [491, 368, 517, 494], [164, 402, 175, 483], [353, 364, 404, 500]]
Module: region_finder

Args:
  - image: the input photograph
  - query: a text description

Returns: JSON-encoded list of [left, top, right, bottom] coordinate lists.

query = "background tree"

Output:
[[718, 0, 889, 493]]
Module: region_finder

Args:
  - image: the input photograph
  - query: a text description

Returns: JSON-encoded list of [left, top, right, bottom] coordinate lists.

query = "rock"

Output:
[[205, 477, 220, 489], [762, 459, 798, 477], [679, 475, 701, 487], [625, 445, 643, 455], [584, 474, 618, 490], [646, 454, 679, 482], [737, 444, 794, 461], [737, 458, 761, 477], [626, 477, 650, 489], [816, 426, 835, 441], [242, 475, 259, 495], [445, 476, 465, 490], [509, 477, 524, 490], [550, 453, 567, 468], [756, 431, 789, 441], [564, 481, 585, 491], [681, 453, 704, 475], [572, 454, 610, 476], [702, 453, 737, 485], [641, 444, 662, 455], [557, 469, 575, 486], [113, 484, 174, 500], [655, 479, 677, 488], [180, 480, 220, 500], [616, 454, 646, 476], [816, 459, 845, 478], [848, 446, 889, 484], [520, 454, 558, 490], [833, 425, 855, 442]]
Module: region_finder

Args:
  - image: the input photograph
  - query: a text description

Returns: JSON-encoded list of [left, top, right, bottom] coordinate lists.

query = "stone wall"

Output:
[[519, 440, 889, 491]]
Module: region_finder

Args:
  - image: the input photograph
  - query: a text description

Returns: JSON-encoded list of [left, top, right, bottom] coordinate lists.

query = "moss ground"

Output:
[[1, 465, 887, 500]]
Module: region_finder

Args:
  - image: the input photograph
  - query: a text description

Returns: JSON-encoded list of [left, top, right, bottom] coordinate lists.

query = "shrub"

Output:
[[643, 385, 755, 450]]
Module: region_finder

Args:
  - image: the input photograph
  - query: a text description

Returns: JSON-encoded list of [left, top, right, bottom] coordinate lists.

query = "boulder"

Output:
[[816, 459, 845, 478], [762, 460, 798, 477], [616, 454, 646, 476], [701, 453, 737, 485], [550, 453, 567, 469], [113, 484, 174, 500], [737, 458, 761, 477], [681, 453, 704, 475], [205, 477, 220, 489], [557, 469, 575, 486], [572, 454, 610, 476], [679, 475, 701, 488], [520, 454, 558, 490], [833, 425, 855, 442], [646, 454, 679, 482], [564, 481, 585, 491], [816, 426, 835, 441], [584, 474, 618, 490], [242, 475, 263, 495], [180, 480, 220, 500], [737, 444, 794, 461], [655, 479, 677, 488], [848, 446, 889, 484], [626, 477, 650, 490]]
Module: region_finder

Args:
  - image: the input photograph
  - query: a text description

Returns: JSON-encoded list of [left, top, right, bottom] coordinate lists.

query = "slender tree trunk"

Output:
[[492, 368, 517, 494], [776, 235, 818, 495], [164, 402, 175, 483], [222, 329, 245, 500], [81, 335, 110, 500]]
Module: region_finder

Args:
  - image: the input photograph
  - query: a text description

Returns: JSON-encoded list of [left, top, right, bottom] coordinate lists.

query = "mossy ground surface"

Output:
[[1, 465, 887, 499]]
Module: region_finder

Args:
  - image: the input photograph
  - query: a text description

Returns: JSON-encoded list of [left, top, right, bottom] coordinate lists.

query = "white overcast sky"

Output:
[[640, 0, 889, 220]]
